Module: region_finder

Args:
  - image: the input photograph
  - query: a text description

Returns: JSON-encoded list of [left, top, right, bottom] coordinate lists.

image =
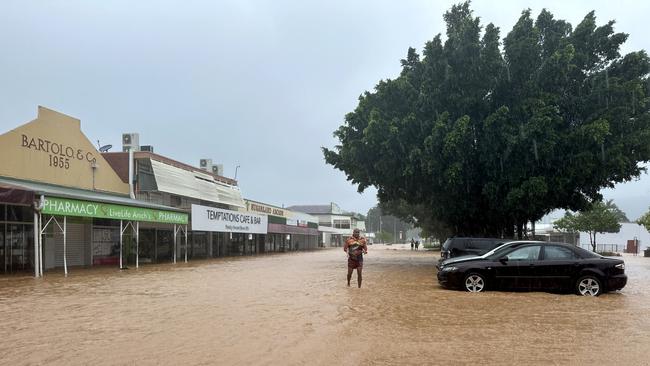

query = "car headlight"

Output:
[[441, 266, 458, 272], [615, 263, 625, 270]]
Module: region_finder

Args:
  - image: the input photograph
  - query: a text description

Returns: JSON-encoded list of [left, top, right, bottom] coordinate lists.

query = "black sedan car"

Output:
[[437, 241, 627, 296]]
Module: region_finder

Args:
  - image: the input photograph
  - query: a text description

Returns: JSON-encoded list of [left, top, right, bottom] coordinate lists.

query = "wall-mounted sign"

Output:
[[247, 201, 286, 217], [43, 196, 188, 224], [191, 204, 267, 234], [21, 133, 97, 170]]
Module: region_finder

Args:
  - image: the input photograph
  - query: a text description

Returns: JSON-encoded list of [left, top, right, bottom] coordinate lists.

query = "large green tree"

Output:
[[324, 3, 650, 239]]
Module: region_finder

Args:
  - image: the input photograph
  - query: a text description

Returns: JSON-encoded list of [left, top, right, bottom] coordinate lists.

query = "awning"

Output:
[[0, 176, 187, 224], [317, 225, 350, 235], [268, 223, 318, 236], [0, 183, 34, 205], [150, 159, 245, 208]]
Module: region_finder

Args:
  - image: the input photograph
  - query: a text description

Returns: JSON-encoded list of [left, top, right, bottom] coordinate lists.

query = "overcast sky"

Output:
[[0, 0, 648, 219]]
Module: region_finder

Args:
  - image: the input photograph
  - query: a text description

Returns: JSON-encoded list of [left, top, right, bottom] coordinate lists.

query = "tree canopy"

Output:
[[638, 208, 650, 232], [323, 2, 650, 239], [553, 201, 622, 251], [365, 205, 412, 240], [604, 199, 629, 222]]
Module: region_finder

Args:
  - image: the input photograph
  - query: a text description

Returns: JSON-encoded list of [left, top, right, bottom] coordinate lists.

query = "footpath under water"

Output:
[[1, 245, 649, 365]]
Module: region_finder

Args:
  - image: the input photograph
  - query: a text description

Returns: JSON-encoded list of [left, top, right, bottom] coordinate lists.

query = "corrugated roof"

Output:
[[150, 159, 245, 208], [287, 205, 334, 214]]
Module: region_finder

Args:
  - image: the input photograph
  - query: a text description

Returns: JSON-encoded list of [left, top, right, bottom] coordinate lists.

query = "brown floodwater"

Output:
[[1, 245, 649, 365]]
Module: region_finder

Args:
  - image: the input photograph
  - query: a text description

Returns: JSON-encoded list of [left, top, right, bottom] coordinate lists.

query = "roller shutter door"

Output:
[[54, 223, 87, 267]]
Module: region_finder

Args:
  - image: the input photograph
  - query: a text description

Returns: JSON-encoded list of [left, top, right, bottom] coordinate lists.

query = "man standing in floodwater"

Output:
[[344, 229, 368, 288]]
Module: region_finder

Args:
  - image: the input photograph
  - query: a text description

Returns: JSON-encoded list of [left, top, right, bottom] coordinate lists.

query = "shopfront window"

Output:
[[156, 229, 173, 262], [92, 226, 120, 266], [2, 226, 34, 274], [7, 205, 32, 222], [139, 229, 156, 263], [190, 232, 208, 258]]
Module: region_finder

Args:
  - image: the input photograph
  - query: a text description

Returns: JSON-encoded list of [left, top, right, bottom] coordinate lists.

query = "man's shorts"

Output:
[[348, 257, 363, 269]]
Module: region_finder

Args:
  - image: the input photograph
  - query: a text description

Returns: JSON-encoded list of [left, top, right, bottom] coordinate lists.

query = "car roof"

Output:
[[498, 240, 575, 247], [449, 237, 508, 240]]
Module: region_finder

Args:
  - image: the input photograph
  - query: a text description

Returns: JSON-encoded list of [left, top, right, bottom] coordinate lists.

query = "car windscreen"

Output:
[[481, 242, 514, 258]]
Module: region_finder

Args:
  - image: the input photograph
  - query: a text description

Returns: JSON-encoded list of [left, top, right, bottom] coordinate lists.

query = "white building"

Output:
[[287, 203, 366, 247], [579, 223, 650, 253]]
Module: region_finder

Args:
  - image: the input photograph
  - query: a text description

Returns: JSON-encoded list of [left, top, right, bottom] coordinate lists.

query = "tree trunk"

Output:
[[531, 221, 536, 238], [516, 222, 523, 240]]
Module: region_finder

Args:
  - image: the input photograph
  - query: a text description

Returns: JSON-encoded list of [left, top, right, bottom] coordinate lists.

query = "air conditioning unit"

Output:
[[140, 145, 154, 153], [199, 158, 212, 171], [212, 164, 224, 176], [122, 133, 140, 152]]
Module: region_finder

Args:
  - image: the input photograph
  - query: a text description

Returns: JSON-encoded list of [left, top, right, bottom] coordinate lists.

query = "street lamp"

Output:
[[234, 165, 241, 180]]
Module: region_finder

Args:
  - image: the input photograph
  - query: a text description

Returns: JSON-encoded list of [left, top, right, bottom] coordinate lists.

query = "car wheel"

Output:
[[464, 273, 486, 293], [576, 275, 602, 296]]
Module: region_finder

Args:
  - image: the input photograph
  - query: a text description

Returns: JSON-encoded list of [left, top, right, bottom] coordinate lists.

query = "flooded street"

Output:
[[1, 246, 650, 365]]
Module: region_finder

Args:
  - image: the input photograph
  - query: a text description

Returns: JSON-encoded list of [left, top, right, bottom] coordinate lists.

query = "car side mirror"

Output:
[[499, 256, 508, 263]]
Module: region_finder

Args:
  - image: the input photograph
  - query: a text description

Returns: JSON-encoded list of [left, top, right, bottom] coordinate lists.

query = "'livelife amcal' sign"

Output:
[[43, 197, 188, 224]]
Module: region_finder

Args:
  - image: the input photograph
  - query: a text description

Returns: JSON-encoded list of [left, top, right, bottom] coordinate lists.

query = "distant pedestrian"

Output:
[[411, 238, 415, 250], [415, 240, 420, 251]]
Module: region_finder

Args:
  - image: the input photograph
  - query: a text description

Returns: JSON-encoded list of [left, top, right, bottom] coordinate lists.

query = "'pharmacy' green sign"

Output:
[[43, 197, 188, 224]]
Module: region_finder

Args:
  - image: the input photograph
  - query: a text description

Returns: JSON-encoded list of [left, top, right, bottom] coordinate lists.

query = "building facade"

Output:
[[287, 203, 366, 247], [0, 107, 187, 276], [0, 107, 328, 277], [245, 199, 319, 251]]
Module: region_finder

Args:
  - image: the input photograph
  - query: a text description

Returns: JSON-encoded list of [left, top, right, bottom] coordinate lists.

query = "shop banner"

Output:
[[43, 196, 188, 224], [191, 204, 267, 234], [246, 200, 287, 217]]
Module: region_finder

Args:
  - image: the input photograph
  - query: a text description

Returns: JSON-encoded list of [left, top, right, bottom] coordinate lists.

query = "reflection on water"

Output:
[[1, 247, 649, 365]]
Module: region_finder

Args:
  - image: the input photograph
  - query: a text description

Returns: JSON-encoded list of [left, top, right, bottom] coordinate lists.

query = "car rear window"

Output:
[[469, 239, 502, 250], [573, 246, 602, 259], [442, 239, 452, 251], [544, 246, 578, 260]]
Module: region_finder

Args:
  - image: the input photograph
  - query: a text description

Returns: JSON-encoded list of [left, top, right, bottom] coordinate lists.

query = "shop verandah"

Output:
[[0, 177, 190, 277], [1, 181, 321, 277]]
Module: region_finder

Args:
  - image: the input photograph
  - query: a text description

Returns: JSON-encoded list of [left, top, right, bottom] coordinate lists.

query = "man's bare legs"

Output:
[[347, 267, 353, 286], [347, 267, 362, 288], [357, 267, 363, 288]]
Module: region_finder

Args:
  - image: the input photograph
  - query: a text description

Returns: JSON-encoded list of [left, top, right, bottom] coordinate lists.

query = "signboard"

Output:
[[246, 200, 286, 217], [43, 196, 188, 224], [191, 204, 268, 234]]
